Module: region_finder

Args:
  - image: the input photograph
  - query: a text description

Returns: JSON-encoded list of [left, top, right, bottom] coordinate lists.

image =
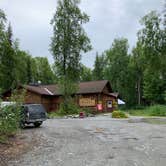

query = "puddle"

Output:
[[123, 137, 139, 141]]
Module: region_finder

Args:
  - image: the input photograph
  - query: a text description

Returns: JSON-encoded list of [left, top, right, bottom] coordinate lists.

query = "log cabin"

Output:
[[2, 80, 118, 113]]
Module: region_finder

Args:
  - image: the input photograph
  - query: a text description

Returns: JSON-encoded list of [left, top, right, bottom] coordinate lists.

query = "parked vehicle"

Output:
[[20, 104, 47, 128], [0, 101, 16, 108]]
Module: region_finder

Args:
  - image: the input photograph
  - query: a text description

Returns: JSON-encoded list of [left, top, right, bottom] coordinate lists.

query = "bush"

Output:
[[0, 105, 21, 138], [48, 112, 61, 118], [112, 110, 128, 118], [57, 101, 80, 116], [0, 89, 25, 142], [80, 107, 92, 116], [149, 105, 166, 116]]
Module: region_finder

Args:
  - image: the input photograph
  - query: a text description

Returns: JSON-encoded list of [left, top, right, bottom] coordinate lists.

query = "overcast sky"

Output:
[[0, 0, 164, 68]]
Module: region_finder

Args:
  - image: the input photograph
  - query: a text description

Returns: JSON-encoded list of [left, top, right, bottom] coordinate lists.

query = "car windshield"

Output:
[[27, 105, 45, 113]]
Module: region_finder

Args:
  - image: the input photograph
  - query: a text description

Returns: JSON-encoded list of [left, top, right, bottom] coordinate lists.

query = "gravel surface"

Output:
[[8, 116, 166, 166]]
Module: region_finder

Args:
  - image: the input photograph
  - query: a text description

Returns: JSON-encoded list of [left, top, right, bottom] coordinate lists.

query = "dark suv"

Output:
[[20, 104, 47, 128]]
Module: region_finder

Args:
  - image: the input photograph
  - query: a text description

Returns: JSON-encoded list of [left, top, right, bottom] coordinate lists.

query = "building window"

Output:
[[107, 101, 112, 108]]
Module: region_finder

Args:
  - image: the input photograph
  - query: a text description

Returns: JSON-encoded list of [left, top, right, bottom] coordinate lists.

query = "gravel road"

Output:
[[8, 116, 166, 166]]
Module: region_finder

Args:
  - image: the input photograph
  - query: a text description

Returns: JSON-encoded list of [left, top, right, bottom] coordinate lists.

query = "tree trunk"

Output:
[[137, 76, 141, 105]]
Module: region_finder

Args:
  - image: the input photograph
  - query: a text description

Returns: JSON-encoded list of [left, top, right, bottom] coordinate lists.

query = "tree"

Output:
[[104, 38, 133, 106], [138, 11, 163, 71], [80, 64, 92, 81], [93, 52, 105, 80], [32, 57, 54, 84], [162, 1, 166, 102], [14, 49, 33, 84], [50, 0, 92, 111], [138, 11, 165, 104], [131, 42, 145, 105], [7, 23, 12, 46], [0, 14, 17, 91], [0, 9, 55, 93], [50, 0, 91, 80]]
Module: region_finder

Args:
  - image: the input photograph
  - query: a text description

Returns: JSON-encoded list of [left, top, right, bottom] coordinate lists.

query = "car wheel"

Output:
[[34, 122, 42, 127]]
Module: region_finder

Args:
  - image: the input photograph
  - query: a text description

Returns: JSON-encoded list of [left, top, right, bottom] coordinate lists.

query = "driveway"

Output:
[[8, 116, 166, 166]]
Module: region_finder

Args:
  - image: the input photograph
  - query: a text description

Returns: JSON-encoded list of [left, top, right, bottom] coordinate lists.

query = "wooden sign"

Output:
[[79, 98, 96, 107]]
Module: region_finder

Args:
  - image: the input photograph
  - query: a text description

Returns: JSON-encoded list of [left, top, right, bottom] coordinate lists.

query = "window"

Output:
[[107, 101, 112, 108]]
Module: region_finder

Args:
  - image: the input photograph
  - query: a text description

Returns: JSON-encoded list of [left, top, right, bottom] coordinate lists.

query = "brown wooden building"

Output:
[[3, 80, 118, 112]]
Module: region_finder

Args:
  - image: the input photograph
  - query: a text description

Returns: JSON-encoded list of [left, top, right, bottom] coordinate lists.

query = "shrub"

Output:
[[57, 100, 80, 116], [0, 89, 25, 142], [0, 105, 21, 136], [48, 112, 61, 118], [149, 105, 166, 116], [112, 110, 128, 118], [80, 107, 92, 116]]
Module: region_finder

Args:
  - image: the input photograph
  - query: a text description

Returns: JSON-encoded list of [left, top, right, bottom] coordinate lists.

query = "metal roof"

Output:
[[24, 80, 112, 96]]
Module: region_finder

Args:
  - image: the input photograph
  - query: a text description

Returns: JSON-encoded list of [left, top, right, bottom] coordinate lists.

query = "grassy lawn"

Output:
[[128, 105, 166, 117]]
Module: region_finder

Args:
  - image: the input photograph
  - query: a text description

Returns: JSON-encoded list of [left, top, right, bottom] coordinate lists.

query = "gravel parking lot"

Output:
[[8, 116, 166, 166]]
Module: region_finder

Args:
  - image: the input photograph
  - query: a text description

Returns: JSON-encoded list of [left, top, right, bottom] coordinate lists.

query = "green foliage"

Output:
[[80, 107, 93, 116], [0, 105, 20, 136], [80, 64, 93, 81], [50, 0, 92, 82], [31, 57, 55, 84], [50, 0, 92, 114], [149, 105, 166, 116], [57, 99, 80, 115], [0, 18, 17, 91], [93, 52, 105, 80], [129, 105, 166, 117], [0, 89, 25, 142], [112, 110, 128, 118], [48, 112, 63, 118], [130, 42, 145, 105], [138, 11, 166, 104], [143, 68, 165, 104], [104, 38, 133, 106], [100, 8, 166, 107], [0, 9, 55, 93]]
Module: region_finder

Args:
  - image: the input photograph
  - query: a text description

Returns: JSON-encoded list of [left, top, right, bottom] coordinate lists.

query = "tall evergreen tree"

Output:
[[7, 23, 12, 46], [0, 13, 16, 91], [32, 57, 54, 84], [93, 52, 105, 80], [80, 64, 92, 81]]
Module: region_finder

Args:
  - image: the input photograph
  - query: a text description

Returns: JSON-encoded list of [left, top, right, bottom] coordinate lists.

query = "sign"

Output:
[[79, 98, 96, 107], [97, 104, 103, 111]]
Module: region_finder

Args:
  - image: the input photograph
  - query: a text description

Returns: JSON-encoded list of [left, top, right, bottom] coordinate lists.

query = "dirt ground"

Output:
[[2, 116, 166, 166]]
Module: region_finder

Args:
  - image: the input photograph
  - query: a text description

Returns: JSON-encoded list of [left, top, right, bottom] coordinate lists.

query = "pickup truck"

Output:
[[20, 104, 47, 128]]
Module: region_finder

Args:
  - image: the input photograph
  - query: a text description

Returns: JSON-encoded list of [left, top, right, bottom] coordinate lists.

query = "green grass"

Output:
[[0, 135, 8, 144], [48, 112, 64, 118], [128, 105, 166, 117]]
